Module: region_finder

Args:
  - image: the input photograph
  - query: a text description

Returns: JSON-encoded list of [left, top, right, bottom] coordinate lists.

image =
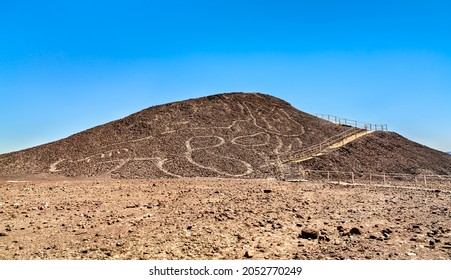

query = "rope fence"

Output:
[[284, 168, 451, 189]]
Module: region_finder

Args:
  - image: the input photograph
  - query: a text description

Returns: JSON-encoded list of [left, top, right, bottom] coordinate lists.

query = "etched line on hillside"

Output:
[[103, 136, 154, 148], [273, 136, 284, 155], [231, 132, 270, 147], [47, 99, 310, 178], [185, 136, 253, 177], [49, 159, 66, 172], [48, 148, 131, 173], [161, 119, 250, 135], [133, 157, 182, 178], [242, 102, 304, 137]]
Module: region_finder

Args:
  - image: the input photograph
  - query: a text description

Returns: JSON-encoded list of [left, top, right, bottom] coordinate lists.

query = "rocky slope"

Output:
[[1, 92, 450, 178], [303, 132, 451, 175]]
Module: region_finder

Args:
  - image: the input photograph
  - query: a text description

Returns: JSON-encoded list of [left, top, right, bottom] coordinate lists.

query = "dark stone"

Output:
[[300, 228, 319, 239], [318, 235, 331, 242], [350, 227, 362, 235], [0, 232, 6, 237], [263, 189, 272, 193]]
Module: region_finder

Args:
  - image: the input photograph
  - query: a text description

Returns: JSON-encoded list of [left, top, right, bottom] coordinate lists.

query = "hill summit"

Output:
[[1, 92, 450, 179]]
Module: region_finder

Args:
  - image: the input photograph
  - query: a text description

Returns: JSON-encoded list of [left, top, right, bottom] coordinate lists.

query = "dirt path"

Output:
[[286, 129, 374, 163]]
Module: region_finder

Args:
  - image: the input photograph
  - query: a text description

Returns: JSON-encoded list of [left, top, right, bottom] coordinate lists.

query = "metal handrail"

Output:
[[316, 114, 388, 131]]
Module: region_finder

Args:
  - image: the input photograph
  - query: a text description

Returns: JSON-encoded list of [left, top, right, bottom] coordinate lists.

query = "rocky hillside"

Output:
[[1, 92, 450, 178], [302, 132, 451, 175]]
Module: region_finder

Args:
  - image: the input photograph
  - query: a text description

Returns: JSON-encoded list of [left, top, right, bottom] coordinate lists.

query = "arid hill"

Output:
[[1, 92, 450, 179]]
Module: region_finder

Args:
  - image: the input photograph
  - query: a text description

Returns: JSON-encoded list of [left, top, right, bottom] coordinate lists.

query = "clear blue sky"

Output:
[[1, 0, 450, 154]]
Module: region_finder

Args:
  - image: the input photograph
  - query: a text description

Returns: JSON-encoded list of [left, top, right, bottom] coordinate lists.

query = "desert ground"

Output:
[[1, 178, 450, 260]]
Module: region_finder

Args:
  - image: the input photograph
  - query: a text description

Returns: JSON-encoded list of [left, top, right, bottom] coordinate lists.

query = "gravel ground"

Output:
[[1, 178, 450, 260]]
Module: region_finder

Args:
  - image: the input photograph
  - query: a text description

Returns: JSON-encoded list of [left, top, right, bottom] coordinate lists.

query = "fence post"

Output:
[[383, 173, 386, 185], [424, 175, 427, 188], [369, 173, 372, 184], [327, 171, 330, 181], [352, 172, 355, 184]]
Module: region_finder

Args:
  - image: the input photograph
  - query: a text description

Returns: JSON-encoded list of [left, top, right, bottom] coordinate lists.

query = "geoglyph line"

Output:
[[231, 132, 270, 147], [48, 101, 308, 178], [185, 136, 253, 177]]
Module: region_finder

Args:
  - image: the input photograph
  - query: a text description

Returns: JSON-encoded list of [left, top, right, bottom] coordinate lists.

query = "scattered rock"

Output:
[[244, 250, 253, 258], [126, 204, 139, 209], [300, 228, 319, 239], [350, 227, 362, 235], [0, 232, 7, 237], [263, 189, 272, 193], [116, 242, 123, 247], [235, 234, 245, 240], [318, 235, 330, 242]]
